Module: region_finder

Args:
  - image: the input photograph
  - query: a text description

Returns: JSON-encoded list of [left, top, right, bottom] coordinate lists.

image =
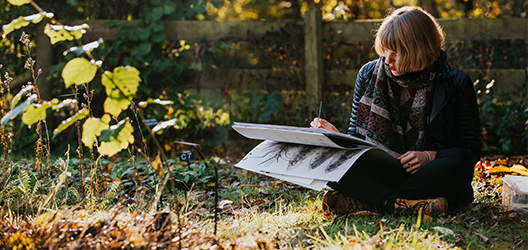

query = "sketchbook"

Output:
[[232, 122, 402, 190]]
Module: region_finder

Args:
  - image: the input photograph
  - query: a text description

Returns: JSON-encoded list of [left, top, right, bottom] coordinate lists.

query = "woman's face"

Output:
[[384, 49, 401, 76]]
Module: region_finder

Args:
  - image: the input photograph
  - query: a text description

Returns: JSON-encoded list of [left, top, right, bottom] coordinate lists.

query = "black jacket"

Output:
[[348, 60, 482, 163]]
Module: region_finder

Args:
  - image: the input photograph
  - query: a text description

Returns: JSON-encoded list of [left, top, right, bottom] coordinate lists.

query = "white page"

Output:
[[262, 172, 328, 191], [235, 140, 371, 182], [232, 122, 399, 158]]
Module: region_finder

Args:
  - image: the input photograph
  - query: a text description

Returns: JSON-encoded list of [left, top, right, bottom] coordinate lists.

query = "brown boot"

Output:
[[394, 197, 448, 216], [322, 191, 371, 215]]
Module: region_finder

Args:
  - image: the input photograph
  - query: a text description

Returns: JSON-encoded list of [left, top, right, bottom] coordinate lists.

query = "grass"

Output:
[[0, 156, 527, 249]]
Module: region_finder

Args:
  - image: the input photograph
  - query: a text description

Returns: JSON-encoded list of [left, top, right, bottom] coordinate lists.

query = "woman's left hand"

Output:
[[398, 151, 436, 174]]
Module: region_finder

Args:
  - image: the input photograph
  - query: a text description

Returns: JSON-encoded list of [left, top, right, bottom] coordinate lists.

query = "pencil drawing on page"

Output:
[[256, 141, 362, 174]]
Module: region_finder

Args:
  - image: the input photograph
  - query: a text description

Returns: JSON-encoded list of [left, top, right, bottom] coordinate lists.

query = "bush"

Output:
[[479, 91, 528, 156]]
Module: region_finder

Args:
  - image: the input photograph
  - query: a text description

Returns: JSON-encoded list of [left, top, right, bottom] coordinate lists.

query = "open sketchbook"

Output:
[[232, 122, 402, 191]]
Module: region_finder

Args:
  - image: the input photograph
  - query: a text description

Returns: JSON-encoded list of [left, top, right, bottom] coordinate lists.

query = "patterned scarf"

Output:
[[356, 51, 446, 154]]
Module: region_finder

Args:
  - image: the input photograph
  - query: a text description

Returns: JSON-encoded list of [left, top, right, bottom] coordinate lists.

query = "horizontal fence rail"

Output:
[[33, 15, 527, 103]]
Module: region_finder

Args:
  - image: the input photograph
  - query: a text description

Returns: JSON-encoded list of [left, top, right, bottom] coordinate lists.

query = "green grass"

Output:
[[0, 157, 527, 249]]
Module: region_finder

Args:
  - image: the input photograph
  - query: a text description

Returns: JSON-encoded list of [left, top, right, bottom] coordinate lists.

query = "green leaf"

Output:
[[98, 118, 135, 156], [162, 1, 176, 14], [151, 32, 166, 43], [137, 27, 150, 41], [22, 100, 57, 125], [138, 42, 152, 55], [150, 20, 165, 32], [53, 108, 89, 136], [82, 114, 110, 149], [44, 23, 89, 44], [2, 12, 53, 37], [150, 7, 164, 22], [7, 0, 31, 5], [62, 57, 97, 88], [1, 94, 37, 126]]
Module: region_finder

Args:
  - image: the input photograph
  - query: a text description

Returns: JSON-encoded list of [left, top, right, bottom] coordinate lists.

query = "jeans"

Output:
[[327, 148, 476, 213]]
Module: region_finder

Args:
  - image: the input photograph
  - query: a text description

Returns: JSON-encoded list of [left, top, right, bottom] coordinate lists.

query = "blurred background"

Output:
[[0, 0, 526, 158]]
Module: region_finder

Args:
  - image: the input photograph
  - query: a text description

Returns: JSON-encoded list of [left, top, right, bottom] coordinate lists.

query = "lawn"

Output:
[[0, 156, 527, 249]]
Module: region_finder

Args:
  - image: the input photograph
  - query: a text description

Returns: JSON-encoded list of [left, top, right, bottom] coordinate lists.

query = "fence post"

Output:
[[36, 21, 52, 102], [304, 10, 323, 110]]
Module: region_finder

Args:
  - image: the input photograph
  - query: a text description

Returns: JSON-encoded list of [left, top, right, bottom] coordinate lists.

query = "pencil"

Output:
[[318, 101, 322, 119]]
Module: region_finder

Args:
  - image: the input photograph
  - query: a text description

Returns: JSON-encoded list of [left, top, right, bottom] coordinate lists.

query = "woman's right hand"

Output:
[[310, 118, 339, 133]]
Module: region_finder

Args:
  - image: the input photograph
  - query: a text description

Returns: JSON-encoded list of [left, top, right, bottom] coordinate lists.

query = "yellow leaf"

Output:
[[81, 114, 110, 149], [488, 166, 512, 175], [53, 108, 89, 136], [22, 101, 54, 125], [103, 91, 131, 117], [2, 12, 52, 36], [7, 0, 31, 6], [98, 118, 135, 156], [62, 57, 97, 88], [101, 66, 140, 98], [511, 164, 528, 176], [152, 154, 163, 176], [44, 23, 88, 44], [495, 159, 508, 165]]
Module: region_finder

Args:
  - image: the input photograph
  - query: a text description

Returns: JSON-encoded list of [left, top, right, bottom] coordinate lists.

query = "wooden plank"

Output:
[[304, 10, 324, 103], [194, 68, 526, 95], [163, 21, 298, 41], [324, 18, 527, 42], [80, 18, 525, 42], [79, 20, 298, 42], [439, 18, 528, 40]]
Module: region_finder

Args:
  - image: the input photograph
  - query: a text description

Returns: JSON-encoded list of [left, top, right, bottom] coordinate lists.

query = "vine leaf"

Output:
[[2, 12, 53, 37], [82, 114, 111, 150], [1, 94, 37, 126], [98, 118, 135, 157], [53, 108, 89, 136], [22, 98, 59, 126], [44, 23, 89, 45], [7, 0, 31, 5], [62, 58, 97, 88]]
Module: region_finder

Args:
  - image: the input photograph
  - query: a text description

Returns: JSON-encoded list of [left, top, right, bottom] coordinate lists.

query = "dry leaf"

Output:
[[488, 166, 512, 174], [511, 164, 528, 176]]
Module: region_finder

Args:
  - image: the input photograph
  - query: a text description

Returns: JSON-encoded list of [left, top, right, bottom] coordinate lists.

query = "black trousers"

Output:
[[327, 148, 476, 213]]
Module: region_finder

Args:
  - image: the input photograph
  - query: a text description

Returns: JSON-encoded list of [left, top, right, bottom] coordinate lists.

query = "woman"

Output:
[[311, 6, 481, 215]]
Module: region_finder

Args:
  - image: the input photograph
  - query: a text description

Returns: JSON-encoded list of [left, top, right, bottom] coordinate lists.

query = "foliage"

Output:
[[479, 91, 527, 155]]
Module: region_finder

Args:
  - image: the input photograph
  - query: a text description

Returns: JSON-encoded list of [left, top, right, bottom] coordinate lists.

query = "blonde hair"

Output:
[[374, 6, 445, 74]]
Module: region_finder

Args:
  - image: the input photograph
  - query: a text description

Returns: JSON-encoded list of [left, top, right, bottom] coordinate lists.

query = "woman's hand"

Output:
[[398, 151, 436, 174], [310, 118, 339, 133]]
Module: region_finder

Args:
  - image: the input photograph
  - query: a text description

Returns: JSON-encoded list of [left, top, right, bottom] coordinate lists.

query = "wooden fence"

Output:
[[32, 11, 527, 104]]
